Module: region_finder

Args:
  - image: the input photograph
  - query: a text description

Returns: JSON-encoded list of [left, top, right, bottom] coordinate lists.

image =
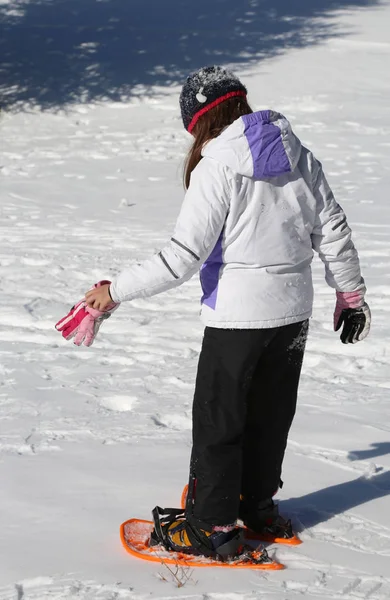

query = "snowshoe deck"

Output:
[[120, 518, 284, 570], [180, 484, 301, 546]]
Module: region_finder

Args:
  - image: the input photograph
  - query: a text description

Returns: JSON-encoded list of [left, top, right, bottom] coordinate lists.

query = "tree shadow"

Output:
[[0, 0, 382, 112], [283, 469, 390, 530], [348, 442, 390, 461]]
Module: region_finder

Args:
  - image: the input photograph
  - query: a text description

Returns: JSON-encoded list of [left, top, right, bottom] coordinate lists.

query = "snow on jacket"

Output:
[[110, 110, 365, 328]]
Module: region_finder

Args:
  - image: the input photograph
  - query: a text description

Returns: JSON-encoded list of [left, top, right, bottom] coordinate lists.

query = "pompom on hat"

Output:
[[180, 66, 248, 133]]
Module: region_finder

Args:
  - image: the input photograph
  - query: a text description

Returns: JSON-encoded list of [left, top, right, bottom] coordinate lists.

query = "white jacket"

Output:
[[110, 110, 365, 328]]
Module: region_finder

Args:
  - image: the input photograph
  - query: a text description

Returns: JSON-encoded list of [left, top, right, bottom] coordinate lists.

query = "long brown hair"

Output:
[[184, 97, 253, 189]]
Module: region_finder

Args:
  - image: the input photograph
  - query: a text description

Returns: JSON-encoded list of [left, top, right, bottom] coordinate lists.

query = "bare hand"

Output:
[[85, 284, 112, 311]]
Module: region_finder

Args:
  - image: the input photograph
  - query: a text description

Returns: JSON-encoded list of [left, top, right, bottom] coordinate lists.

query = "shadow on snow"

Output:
[[348, 442, 390, 462], [284, 469, 390, 530], [0, 0, 383, 112]]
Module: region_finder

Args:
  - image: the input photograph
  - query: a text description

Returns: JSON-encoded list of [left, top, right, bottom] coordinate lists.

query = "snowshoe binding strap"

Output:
[[264, 517, 294, 539], [150, 506, 185, 549]]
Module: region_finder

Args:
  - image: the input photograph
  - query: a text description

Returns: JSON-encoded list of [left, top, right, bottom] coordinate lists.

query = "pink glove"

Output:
[[333, 290, 364, 330], [55, 281, 119, 347]]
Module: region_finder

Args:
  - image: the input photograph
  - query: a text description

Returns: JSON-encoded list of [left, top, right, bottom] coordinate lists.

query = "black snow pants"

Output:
[[186, 320, 308, 527]]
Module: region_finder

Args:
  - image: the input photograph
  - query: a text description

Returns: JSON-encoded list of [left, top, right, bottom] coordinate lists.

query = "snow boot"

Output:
[[150, 506, 244, 560], [239, 498, 295, 540]]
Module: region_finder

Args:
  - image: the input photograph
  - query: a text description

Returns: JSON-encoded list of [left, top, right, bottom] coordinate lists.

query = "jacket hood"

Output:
[[202, 110, 302, 179]]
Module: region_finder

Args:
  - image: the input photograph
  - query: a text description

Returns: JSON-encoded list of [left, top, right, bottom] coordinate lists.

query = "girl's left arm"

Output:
[[109, 158, 231, 303]]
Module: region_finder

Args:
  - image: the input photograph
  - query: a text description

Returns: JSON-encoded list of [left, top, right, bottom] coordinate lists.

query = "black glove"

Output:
[[335, 303, 371, 344]]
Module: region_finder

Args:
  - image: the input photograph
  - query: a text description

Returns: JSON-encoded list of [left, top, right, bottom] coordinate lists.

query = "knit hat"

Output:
[[180, 66, 248, 133]]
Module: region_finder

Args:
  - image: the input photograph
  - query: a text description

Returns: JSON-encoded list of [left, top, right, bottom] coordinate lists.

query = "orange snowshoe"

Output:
[[120, 506, 284, 570]]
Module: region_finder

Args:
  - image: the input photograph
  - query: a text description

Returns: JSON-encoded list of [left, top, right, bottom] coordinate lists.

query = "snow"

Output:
[[1, 0, 390, 598]]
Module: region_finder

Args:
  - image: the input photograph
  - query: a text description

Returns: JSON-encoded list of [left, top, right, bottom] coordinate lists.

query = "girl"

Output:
[[57, 66, 371, 560]]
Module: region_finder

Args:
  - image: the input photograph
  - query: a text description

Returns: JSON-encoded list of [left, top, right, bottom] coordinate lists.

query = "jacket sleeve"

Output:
[[310, 158, 365, 293], [109, 158, 231, 303]]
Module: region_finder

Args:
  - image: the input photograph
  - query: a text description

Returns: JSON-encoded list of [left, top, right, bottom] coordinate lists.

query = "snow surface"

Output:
[[1, 1, 390, 598]]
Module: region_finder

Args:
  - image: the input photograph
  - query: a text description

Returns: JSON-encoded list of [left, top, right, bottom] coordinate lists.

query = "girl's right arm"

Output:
[[310, 157, 365, 295], [310, 157, 370, 343]]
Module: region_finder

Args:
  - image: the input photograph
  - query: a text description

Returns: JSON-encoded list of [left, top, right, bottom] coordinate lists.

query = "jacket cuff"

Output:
[[336, 289, 365, 309], [109, 283, 121, 304]]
